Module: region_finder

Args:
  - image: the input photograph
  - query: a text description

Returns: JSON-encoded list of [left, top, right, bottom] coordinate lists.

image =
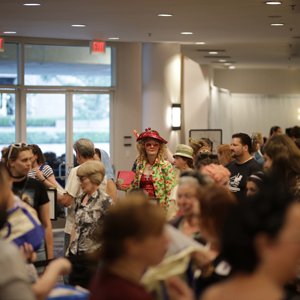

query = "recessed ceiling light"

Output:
[[219, 59, 226, 62], [3, 31, 17, 34], [71, 24, 86, 28], [271, 23, 284, 26], [108, 37, 120, 40], [209, 51, 218, 55], [229, 65, 236, 69], [158, 13, 173, 17], [195, 42, 206, 45], [23, 3, 41, 6], [181, 32, 193, 35], [224, 63, 231, 66], [265, 1, 282, 5]]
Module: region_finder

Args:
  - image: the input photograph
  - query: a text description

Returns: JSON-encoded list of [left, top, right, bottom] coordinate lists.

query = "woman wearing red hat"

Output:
[[131, 128, 176, 210]]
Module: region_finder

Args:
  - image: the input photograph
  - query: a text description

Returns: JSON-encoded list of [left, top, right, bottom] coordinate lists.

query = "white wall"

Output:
[[112, 42, 142, 172], [214, 69, 300, 94], [112, 42, 184, 171], [142, 43, 182, 153], [212, 68, 300, 141], [183, 58, 211, 143]]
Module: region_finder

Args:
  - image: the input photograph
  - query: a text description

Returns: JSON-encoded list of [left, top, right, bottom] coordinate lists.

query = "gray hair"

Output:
[[73, 138, 95, 159]]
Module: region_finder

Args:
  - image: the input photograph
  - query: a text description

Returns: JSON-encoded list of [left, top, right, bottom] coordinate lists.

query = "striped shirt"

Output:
[[28, 164, 54, 179]]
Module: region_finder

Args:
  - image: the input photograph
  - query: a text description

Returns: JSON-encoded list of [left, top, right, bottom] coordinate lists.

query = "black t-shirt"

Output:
[[226, 158, 261, 201], [12, 177, 49, 214]]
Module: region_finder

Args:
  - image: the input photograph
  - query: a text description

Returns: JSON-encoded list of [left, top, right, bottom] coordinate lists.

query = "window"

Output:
[[0, 43, 18, 85], [25, 44, 112, 87], [73, 93, 110, 153], [26, 93, 66, 155], [0, 92, 16, 148], [0, 38, 114, 175]]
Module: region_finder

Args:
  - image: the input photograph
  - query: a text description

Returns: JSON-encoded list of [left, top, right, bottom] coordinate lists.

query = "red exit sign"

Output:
[[90, 40, 106, 54], [0, 38, 4, 52]]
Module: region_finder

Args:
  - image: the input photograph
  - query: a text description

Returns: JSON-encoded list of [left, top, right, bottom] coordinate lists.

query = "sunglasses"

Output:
[[7, 143, 29, 161], [145, 142, 160, 148]]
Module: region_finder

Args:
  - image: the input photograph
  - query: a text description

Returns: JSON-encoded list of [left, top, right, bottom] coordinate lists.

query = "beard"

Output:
[[0, 202, 8, 230]]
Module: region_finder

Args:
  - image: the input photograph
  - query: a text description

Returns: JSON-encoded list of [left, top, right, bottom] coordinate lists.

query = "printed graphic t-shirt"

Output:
[[12, 177, 49, 213], [226, 158, 261, 201]]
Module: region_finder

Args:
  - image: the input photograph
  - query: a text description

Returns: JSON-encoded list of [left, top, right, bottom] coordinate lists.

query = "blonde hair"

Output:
[[136, 139, 166, 162], [77, 160, 105, 185]]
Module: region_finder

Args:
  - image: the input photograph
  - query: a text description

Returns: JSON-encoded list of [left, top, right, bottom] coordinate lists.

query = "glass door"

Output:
[[26, 92, 111, 186], [0, 91, 16, 149], [73, 93, 110, 154], [26, 93, 66, 184]]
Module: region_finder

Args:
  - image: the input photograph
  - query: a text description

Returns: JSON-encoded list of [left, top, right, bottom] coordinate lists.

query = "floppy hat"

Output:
[[137, 128, 167, 144], [173, 144, 193, 159]]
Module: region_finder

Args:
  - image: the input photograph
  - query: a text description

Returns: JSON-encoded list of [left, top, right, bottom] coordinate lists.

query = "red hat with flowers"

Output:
[[136, 128, 167, 144]]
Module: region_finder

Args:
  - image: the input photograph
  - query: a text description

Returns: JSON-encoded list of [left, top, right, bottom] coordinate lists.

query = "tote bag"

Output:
[[0, 198, 44, 251]]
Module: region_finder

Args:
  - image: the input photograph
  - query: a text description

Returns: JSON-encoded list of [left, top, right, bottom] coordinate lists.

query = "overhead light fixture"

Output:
[[181, 32, 193, 35], [265, 1, 282, 5], [195, 42, 206, 45], [271, 23, 284, 26], [23, 3, 41, 6], [219, 59, 226, 62], [108, 37, 120, 40], [209, 51, 218, 55], [71, 24, 86, 28], [224, 62, 231, 66], [171, 104, 181, 130], [228, 65, 236, 69], [3, 31, 17, 34], [158, 13, 173, 17]]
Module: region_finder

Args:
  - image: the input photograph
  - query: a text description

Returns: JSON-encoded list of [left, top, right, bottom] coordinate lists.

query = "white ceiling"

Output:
[[1, 0, 300, 69]]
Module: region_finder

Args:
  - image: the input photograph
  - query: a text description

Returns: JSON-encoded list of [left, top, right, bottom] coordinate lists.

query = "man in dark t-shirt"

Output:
[[226, 133, 262, 201], [3, 143, 53, 260]]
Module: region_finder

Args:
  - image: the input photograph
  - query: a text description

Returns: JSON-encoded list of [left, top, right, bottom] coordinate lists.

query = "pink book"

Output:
[[116, 170, 135, 188]]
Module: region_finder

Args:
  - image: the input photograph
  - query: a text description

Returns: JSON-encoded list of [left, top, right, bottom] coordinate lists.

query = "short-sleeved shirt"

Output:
[[64, 165, 108, 234], [100, 149, 115, 181], [28, 164, 54, 179], [226, 158, 261, 201], [68, 189, 112, 255], [12, 177, 49, 214]]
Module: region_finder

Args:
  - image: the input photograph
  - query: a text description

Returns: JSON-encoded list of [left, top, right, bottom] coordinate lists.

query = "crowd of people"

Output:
[[1, 125, 300, 300]]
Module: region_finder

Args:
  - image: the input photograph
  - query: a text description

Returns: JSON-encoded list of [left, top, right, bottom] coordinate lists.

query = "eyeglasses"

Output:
[[145, 142, 160, 148], [7, 143, 29, 161]]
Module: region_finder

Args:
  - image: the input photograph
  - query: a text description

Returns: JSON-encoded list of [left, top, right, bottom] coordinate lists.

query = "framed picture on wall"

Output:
[[189, 129, 222, 154], [47, 188, 57, 220]]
